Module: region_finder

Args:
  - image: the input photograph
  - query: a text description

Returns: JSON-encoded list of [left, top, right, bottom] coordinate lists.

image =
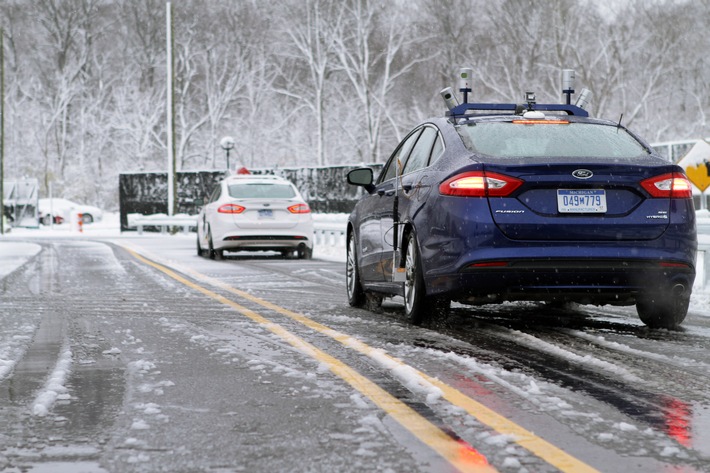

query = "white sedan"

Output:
[[38, 198, 104, 225], [196, 175, 314, 259]]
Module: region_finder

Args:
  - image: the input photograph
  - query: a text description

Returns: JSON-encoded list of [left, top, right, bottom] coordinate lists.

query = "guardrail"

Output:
[[127, 214, 349, 242], [697, 241, 709, 291], [130, 214, 196, 235], [698, 218, 710, 290], [313, 222, 346, 247]]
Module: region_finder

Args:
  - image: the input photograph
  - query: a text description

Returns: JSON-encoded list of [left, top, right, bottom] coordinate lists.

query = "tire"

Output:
[[346, 232, 366, 307], [636, 287, 689, 329], [196, 235, 206, 257], [403, 232, 449, 325], [208, 230, 223, 260], [298, 246, 312, 260], [82, 213, 94, 224]]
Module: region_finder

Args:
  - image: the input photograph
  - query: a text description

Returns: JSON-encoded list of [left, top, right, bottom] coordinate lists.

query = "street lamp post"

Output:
[[220, 136, 235, 171]]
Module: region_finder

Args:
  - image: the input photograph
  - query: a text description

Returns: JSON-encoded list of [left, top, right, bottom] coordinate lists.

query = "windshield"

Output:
[[459, 122, 650, 159], [228, 183, 296, 199]]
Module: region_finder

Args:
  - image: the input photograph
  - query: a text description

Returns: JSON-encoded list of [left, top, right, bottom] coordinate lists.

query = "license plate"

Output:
[[258, 209, 273, 218], [557, 189, 607, 213]]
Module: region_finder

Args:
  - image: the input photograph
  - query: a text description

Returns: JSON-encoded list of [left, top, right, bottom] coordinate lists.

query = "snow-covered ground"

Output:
[[1, 211, 710, 472], [2, 211, 709, 316]]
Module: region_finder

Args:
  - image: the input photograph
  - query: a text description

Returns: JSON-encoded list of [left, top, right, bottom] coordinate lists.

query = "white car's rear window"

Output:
[[228, 183, 296, 199]]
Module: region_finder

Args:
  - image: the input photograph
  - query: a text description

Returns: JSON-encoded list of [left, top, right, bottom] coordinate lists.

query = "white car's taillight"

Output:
[[218, 203, 246, 214], [288, 203, 311, 214]]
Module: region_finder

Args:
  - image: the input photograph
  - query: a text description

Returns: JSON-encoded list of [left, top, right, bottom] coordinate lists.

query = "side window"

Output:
[[429, 134, 444, 165], [208, 186, 221, 203], [402, 126, 437, 175], [378, 129, 422, 183]]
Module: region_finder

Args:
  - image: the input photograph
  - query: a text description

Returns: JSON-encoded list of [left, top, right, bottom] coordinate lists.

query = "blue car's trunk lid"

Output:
[[483, 162, 676, 241]]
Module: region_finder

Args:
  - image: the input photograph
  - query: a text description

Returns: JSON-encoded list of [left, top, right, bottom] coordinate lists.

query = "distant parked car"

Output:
[[39, 198, 104, 225], [196, 174, 314, 259]]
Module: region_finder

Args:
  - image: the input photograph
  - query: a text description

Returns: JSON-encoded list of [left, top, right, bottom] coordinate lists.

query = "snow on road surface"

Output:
[[0, 241, 41, 278], [1, 212, 710, 472]]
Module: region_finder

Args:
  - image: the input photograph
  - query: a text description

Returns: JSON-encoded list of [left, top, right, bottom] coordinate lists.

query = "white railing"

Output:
[[313, 222, 346, 247], [698, 217, 710, 290], [127, 213, 348, 242], [697, 241, 710, 291], [129, 214, 196, 235]]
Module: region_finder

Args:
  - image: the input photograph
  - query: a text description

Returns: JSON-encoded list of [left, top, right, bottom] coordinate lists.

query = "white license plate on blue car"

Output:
[[557, 189, 607, 213]]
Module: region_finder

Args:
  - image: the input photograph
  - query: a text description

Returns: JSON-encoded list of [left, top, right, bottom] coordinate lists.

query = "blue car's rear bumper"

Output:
[[425, 256, 695, 305], [416, 197, 697, 304]]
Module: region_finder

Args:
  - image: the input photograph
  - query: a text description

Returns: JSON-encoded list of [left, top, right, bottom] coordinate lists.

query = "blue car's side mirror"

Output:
[[347, 168, 375, 193]]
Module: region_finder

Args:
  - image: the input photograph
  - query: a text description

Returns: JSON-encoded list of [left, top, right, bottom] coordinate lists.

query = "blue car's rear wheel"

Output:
[[636, 286, 689, 329], [404, 232, 448, 325]]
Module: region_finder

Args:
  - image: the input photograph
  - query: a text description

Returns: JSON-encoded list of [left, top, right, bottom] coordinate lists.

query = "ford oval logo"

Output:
[[572, 169, 593, 179]]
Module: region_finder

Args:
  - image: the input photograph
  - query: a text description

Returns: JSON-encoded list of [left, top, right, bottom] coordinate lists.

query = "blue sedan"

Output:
[[346, 98, 696, 329]]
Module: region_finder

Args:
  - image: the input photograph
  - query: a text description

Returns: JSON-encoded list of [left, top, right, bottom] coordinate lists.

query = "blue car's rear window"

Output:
[[459, 122, 650, 158], [228, 183, 296, 199]]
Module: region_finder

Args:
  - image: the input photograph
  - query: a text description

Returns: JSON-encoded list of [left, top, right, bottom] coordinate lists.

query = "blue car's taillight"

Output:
[[640, 173, 693, 199], [439, 171, 523, 197]]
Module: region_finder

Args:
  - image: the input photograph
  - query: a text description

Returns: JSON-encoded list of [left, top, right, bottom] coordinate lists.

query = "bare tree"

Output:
[[1, 0, 710, 210], [275, 0, 344, 166], [331, 0, 433, 162], [118, 1, 166, 90]]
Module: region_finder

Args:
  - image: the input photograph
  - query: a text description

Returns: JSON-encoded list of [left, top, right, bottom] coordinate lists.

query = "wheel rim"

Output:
[[404, 237, 417, 314], [346, 236, 357, 298]]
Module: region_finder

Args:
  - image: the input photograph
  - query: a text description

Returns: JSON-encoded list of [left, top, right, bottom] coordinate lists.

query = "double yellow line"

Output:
[[124, 245, 598, 473]]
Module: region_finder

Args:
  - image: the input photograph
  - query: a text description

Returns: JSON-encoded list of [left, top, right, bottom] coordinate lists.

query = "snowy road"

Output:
[[1, 235, 710, 472]]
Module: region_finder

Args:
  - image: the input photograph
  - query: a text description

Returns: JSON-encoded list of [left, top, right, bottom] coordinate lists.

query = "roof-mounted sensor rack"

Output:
[[441, 67, 593, 119], [444, 101, 589, 118]]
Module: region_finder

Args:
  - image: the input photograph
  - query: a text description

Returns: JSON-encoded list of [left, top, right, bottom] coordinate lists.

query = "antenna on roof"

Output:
[[440, 87, 460, 112], [442, 66, 592, 118], [458, 67, 473, 104], [562, 69, 575, 105], [575, 88, 593, 111]]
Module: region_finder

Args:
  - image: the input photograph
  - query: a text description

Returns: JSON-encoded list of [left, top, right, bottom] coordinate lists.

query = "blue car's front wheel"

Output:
[[346, 232, 366, 307]]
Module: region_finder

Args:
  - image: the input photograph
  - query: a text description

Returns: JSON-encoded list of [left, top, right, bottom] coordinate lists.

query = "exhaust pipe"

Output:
[[672, 284, 686, 297]]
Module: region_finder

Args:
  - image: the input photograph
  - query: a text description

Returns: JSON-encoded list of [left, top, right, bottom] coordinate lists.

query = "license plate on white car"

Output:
[[557, 189, 607, 213], [258, 209, 273, 218]]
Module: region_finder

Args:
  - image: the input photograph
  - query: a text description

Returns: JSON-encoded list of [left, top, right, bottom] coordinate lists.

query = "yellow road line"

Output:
[[123, 244, 599, 473], [126, 248, 495, 473], [183, 269, 598, 472]]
